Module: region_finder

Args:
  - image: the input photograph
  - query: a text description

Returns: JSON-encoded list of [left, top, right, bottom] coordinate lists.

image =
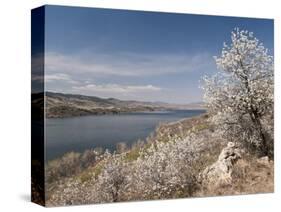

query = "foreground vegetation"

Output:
[[45, 113, 273, 206]]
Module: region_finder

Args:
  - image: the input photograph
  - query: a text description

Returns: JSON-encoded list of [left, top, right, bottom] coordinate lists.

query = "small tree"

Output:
[[202, 28, 274, 157]]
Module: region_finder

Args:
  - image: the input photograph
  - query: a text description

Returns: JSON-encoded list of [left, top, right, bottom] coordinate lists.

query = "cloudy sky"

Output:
[[43, 6, 273, 104]]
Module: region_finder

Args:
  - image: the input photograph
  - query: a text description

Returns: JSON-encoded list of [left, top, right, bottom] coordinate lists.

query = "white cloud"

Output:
[[45, 73, 79, 84], [42, 51, 214, 103], [72, 83, 162, 97], [45, 51, 214, 77]]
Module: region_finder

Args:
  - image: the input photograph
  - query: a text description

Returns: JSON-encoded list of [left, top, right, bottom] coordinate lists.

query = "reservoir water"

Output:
[[46, 110, 205, 161]]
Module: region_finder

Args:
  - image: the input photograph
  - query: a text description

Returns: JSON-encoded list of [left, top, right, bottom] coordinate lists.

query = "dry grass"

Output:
[[196, 155, 274, 197]]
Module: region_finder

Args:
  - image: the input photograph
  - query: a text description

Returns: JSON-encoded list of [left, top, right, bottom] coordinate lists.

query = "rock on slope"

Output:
[[197, 143, 274, 196], [199, 142, 242, 187]]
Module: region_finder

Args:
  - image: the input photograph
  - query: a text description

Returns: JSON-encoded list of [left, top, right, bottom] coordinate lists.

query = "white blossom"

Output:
[[202, 28, 274, 156]]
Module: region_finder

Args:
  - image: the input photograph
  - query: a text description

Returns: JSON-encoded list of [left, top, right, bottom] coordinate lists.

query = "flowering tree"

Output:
[[202, 29, 274, 157]]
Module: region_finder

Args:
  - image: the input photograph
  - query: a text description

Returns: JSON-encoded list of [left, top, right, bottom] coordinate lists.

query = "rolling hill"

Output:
[[32, 92, 205, 118]]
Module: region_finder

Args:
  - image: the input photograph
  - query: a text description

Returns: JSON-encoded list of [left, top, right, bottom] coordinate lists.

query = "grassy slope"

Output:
[[45, 113, 274, 205]]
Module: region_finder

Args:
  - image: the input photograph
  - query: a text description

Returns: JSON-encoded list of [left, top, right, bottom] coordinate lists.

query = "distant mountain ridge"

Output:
[[32, 92, 206, 118]]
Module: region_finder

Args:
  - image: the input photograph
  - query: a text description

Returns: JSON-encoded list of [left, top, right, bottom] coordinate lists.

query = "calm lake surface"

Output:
[[46, 110, 205, 161]]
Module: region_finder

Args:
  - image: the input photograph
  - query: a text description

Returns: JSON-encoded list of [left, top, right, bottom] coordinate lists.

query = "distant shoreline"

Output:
[[32, 92, 206, 119], [46, 108, 207, 119]]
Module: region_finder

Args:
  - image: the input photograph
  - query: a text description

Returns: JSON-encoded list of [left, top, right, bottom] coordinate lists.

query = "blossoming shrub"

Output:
[[84, 128, 221, 203]]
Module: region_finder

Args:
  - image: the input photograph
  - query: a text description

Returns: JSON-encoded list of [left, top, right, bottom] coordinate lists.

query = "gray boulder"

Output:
[[199, 142, 241, 187]]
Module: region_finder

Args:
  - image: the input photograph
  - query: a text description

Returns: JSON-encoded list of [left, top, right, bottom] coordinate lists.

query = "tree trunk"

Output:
[[250, 110, 268, 156], [238, 60, 269, 156]]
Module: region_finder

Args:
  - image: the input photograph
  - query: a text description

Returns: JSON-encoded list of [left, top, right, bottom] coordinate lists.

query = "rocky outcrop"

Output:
[[199, 142, 241, 187]]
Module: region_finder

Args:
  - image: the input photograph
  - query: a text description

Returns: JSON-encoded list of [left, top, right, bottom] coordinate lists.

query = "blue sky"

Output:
[[44, 5, 273, 104]]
